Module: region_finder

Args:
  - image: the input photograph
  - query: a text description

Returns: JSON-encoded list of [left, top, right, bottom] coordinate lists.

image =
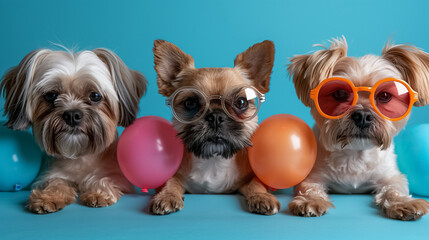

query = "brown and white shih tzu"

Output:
[[1, 48, 146, 214], [287, 36, 429, 220], [150, 40, 280, 215]]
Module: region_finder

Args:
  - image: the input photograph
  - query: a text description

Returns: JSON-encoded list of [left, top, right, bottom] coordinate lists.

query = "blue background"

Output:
[[1, 0, 429, 127], [1, 1, 429, 240]]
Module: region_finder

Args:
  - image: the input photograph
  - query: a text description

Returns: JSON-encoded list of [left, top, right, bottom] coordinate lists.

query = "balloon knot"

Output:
[[14, 184, 23, 191], [141, 188, 149, 193]]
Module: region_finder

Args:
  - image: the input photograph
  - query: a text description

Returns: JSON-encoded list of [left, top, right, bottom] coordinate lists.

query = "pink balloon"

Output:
[[117, 116, 183, 192]]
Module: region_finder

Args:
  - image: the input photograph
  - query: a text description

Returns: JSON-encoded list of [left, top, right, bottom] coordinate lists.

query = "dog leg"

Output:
[[239, 177, 280, 215], [375, 175, 429, 221], [150, 176, 185, 215], [79, 175, 127, 208], [27, 178, 77, 214], [288, 180, 334, 217]]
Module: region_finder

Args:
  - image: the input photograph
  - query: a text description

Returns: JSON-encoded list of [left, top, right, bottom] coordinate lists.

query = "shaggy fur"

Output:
[[287, 36, 429, 220], [1, 48, 146, 214]]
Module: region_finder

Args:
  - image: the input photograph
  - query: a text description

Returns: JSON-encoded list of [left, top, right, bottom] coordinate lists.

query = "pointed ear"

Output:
[[287, 37, 348, 107], [234, 40, 275, 94], [1, 49, 51, 130], [93, 48, 147, 127], [153, 40, 195, 96], [382, 43, 429, 106]]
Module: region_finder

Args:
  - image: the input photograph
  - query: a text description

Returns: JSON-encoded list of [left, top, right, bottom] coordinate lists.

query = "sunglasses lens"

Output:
[[225, 87, 260, 121], [318, 80, 354, 117], [172, 89, 206, 122], [375, 81, 411, 119]]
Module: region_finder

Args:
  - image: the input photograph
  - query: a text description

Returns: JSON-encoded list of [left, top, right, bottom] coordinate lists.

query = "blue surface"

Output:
[[1, 191, 429, 240], [1, 1, 429, 239]]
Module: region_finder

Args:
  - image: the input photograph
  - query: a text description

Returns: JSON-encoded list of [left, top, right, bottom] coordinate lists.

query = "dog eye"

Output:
[[332, 89, 350, 102], [184, 98, 200, 110], [44, 91, 58, 103], [89, 92, 102, 102], [234, 97, 249, 111], [376, 91, 392, 103]]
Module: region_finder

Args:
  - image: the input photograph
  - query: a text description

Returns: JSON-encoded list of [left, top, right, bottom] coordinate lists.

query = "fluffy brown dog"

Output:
[[150, 40, 280, 215]]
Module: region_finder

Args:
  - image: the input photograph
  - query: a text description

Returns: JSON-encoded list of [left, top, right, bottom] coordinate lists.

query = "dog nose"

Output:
[[205, 111, 224, 131], [351, 109, 373, 129], [62, 109, 83, 127]]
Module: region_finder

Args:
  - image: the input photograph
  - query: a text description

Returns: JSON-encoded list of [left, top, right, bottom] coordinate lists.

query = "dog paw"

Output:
[[80, 192, 116, 208], [246, 193, 280, 215], [150, 193, 184, 215], [27, 190, 70, 214], [288, 195, 334, 217], [384, 198, 429, 221]]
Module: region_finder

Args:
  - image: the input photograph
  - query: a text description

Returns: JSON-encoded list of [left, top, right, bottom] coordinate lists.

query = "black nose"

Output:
[[351, 109, 373, 129], [62, 109, 83, 127], [205, 111, 224, 131]]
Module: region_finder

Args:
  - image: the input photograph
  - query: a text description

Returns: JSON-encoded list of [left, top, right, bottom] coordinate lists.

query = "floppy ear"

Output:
[[153, 40, 195, 97], [382, 43, 429, 106], [287, 37, 348, 107], [234, 40, 275, 94], [1, 49, 51, 130], [93, 48, 147, 127]]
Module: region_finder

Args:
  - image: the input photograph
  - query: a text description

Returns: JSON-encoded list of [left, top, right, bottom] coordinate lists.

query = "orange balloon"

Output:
[[249, 114, 317, 189]]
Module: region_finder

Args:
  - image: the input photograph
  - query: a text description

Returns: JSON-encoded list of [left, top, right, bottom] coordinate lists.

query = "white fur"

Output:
[[309, 128, 408, 195], [184, 154, 240, 194], [28, 50, 119, 120]]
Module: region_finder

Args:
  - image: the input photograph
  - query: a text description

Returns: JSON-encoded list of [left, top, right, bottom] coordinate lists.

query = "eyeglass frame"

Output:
[[309, 77, 418, 121], [165, 85, 266, 124]]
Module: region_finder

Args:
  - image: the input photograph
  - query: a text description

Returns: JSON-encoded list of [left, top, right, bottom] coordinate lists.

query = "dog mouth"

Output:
[[349, 133, 371, 139], [183, 134, 240, 159], [207, 136, 228, 144], [57, 127, 85, 136]]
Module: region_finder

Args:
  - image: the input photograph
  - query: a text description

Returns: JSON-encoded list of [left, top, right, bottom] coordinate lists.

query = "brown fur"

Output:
[[288, 195, 334, 217], [234, 40, 275, 94], [382, 43, 429, 106], [80, 192, 116, 208], [150, 40, 279, 215], [377, 190, 429, 221], [27, 178, 77, 214], [93, 49, 147, 126], [153, 40, 195, 96], [1, 50, 51, 129], [287, 37, 348, 107]]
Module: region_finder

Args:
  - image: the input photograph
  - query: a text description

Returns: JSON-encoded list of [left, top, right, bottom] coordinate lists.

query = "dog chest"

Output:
[[184, 155, 240, 194], [323, 145, 398, 193]]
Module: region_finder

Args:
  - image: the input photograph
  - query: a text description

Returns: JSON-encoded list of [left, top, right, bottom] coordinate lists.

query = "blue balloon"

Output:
[[0, 122, 42, 191], [395, 124, 429, 197]]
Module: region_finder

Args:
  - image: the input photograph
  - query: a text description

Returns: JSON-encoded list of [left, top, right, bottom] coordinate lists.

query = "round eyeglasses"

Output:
[[310, 77, 418, 121], [166, 86, 265, 123]]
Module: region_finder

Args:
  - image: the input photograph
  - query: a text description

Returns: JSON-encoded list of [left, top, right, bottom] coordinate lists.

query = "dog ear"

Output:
[[153, 40, 195, 97], [382, 43, 429, 106], [234, 40, 275, 94], [93, 48, 147, 127], [287, 37, 348, 107], [1, 49, 51, 130]]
